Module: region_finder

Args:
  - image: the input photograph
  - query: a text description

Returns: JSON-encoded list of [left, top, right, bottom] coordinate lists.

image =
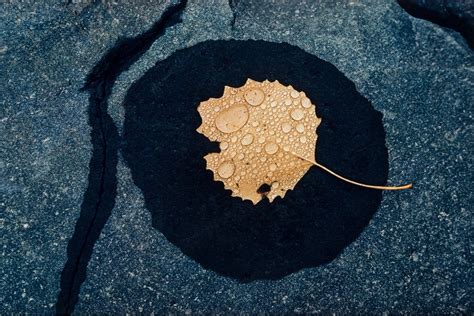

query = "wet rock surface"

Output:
[[398, 0, 474, 48], [1, 0, 180, 311], [2, 0, 472, 313], [121, 39, 388, 282]]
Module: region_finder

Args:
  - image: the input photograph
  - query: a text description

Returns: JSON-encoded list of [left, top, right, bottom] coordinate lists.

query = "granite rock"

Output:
[[1, 0, 472, 313]]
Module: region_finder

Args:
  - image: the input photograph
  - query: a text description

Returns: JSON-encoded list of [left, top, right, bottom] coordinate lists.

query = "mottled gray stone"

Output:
[[398, 0, 474, 47], [1, 0, 178, 312], [76, 0, 472, 314], [2, 0, 472, 313]]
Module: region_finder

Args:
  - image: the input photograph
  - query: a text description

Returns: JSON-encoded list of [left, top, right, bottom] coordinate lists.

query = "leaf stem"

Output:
[[295, 153, 413, 190]]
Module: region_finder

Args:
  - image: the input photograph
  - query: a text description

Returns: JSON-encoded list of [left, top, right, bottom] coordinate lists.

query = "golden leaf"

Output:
[[197, 79, 412, 204]]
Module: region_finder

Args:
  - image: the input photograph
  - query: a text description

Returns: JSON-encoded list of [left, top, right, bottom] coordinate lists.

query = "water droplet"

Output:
[[296, 123, 305, 133], [261, 103, 267, 109], [299, 136, 307, 143], [291, 109, 304, 121], [284, 99, 292, 106], [214, 106, 220, 112], [301, 97, 311, 108], [218, 161, 235, 178], [269, 163, 277, 171], [264, 142, 279, 155], [272, 182, 280, 189], [241, 133, 254, 146], [231, 136, 238, 143], [215, 104, 249, 133], [252, 121, 259, 127], [244, 88, 265, 106], [290, 90, 299, 98], [271, 101, 277, 107], [260, 156, 267, 162], [281, 123, 292, 133], [258, 136, 266, 144], [283, 146, 290, 152], [219, 141, 229, 150]]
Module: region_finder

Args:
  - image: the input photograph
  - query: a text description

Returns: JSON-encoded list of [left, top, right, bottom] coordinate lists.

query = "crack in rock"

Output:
[[397, 0, 474, 48], [55, 1, 188, 314], [229, 0, 240, 28]]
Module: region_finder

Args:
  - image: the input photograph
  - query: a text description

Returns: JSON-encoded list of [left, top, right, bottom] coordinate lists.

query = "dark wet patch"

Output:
[[122, 39, 389, 281]]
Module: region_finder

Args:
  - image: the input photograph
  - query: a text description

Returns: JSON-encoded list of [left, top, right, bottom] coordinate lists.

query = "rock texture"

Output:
[[1, 0, 181, 312], [398, 0, 474, 48], [1, 0, 472, 314]]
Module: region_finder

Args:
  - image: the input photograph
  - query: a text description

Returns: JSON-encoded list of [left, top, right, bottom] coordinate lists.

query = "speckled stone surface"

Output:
[[1, 0, 177, 311], [2, 0, 472, 313], [398, 0, 474, 47]]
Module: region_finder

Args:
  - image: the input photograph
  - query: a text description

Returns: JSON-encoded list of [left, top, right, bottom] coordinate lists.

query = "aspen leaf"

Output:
[[197, 79, 412, 204]]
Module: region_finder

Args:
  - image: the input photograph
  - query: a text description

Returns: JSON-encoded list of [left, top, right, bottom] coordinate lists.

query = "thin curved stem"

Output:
[[313, 161, 412, 190], [295, 153, 413, 190]]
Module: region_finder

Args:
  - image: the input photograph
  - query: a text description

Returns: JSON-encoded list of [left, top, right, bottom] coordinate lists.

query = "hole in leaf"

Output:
[[257, 183, 271, 195]]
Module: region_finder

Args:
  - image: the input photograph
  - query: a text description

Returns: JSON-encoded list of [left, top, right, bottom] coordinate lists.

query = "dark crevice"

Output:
[[397, 0, 474, 49], [55, 1, 187, 314], [229, 0, 240, 28]]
